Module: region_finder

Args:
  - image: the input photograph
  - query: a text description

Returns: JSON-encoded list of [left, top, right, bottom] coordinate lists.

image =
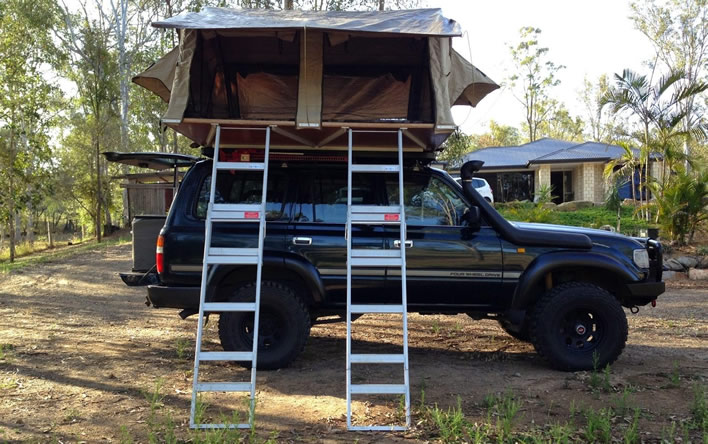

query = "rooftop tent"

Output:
[[134, 8, 499, 152]]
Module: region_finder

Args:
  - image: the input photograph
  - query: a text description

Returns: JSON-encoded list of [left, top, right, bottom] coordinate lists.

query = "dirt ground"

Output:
[[0, 243, 706, 443]]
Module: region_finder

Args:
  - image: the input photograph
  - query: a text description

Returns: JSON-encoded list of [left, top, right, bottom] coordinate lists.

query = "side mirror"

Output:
[[464, 206, 481, 230]]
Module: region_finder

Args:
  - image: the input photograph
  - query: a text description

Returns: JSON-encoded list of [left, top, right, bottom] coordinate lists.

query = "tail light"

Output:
[[156, 235, 165, 274]]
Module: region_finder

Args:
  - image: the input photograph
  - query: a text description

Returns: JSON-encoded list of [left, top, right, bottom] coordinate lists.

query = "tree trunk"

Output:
[[378, 0, 384, 11], [47, 217, 54, 248], [284, 0, 293, 9], [616, 205, 621, 233], [105, 203, 112, 236], [9, 211, 16, 263], [95, 135, 102, 243], [27, 201, 34, 246], [14, 212, 21, 245], [172, 129, 178, 153]]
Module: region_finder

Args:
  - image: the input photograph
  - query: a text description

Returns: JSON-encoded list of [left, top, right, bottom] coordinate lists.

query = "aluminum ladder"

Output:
[[345, 128, 411, 431], [190, 125, 271, 429]]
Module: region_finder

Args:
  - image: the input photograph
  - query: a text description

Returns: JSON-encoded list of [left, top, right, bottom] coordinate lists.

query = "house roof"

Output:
[[463, 138, 653, 170]]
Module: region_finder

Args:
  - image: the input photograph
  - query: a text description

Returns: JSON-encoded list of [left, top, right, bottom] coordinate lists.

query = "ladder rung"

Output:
[[349, 425, 408, 432], [350, 353, 405, 364], [215, 161, 264, 171], [350, 205, 402, 224], [350, 304, 404, 314], [193, 423, 252, 430], [196, 382, 251, 392], [202, 302, 256, 312], [199, 351, 253, 361], [352, 205, 402, 214], [351, 164, 400, 173], [350, 257, 402, 267], [350, 384, 407, 395], [211, 204, 263, 222], [206, 247, 259, 265]]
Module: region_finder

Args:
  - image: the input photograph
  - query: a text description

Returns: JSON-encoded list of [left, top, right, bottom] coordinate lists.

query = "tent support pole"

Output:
[[402, 129, 427, 150], [316, 127, 347, 148], [271, 126, 316, 147]]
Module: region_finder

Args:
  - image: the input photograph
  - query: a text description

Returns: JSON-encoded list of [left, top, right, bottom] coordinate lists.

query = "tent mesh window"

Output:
[[322, 35, 433, 123], [186, 32, 300, 120]]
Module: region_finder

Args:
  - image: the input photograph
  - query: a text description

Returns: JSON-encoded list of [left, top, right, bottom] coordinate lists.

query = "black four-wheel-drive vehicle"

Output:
[[124, 152, 665, 372]]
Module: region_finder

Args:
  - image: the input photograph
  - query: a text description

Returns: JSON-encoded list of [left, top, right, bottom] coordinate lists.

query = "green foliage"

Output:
[[497, 184, 554, 224], [437, 130, 474, 162], [0, 0, 62, 261], [427, 397, 467, 443], [669, 361, 681, 387], [508, 27, 565, 142], [692, 384, 707, 434], [623, 408, 641, 444], [497, 204, 650, 235], [584, 407, 613, 443], [648, 165, 708, 244], [538, 102, 586, 142], [0, 344, 14, 361]]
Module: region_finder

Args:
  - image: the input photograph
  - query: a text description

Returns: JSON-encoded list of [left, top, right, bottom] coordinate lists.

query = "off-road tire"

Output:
[[530, 282, 627, 371], [218, 281, 311, 370], [497, 317, 530, 342]]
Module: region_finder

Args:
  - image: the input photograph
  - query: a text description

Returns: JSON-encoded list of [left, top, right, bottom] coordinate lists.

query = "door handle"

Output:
[[393, 240, 413, 248], [292, 237, 312, 246]]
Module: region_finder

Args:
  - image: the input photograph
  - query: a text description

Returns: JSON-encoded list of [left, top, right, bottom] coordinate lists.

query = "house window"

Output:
[[495, 172, 534, 203]]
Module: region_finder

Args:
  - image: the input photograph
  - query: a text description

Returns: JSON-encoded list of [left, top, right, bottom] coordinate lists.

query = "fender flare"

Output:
[[204, 253, 325, 304], [511, 251, 641, 310]]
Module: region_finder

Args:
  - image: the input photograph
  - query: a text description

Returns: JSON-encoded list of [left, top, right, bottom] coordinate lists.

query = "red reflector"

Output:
[[244, 211, 259, 219], [156, 235, 165, 274], [651, 299, 656, 307], [384, 214, 400, 221]]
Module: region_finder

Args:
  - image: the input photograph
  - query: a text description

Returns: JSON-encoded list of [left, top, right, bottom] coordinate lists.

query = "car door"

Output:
[[383, 171, 503, 309], [287, 165, 388, 308]]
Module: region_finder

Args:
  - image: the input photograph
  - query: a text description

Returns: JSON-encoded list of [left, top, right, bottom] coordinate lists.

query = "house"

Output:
[[455, 138, 661, 204]]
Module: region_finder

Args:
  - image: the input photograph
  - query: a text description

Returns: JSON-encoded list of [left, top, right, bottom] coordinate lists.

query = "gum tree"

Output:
[[508, 27, 564, 142]]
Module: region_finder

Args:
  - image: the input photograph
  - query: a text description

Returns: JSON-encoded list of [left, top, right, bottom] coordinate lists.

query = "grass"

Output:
[[175, 338, 192, 360], [126, 379, 278, 444], [497, 204, 650, 236], [0, 233, 130, 273], [692, 384, 707, 435], [416, 386, 673, 444], [0, 344, 14, 361], [584, 407, 613, 443], [669, 361, 681, 388]]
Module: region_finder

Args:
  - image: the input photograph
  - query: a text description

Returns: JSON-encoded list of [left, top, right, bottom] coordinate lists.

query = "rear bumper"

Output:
[[147, 285, 199, 309]]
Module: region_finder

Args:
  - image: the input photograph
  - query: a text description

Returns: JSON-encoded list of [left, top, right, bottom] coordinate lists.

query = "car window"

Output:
[[472, 178, 484, 188], [294, 168, 378, 224], [195, 169, 289, 221], [386, 174, 466, 226]]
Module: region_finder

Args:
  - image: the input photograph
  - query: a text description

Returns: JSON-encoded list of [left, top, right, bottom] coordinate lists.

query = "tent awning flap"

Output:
[[163, 29, 197, 123], [152, 8, 462, 36], [131, 46, 179, 102]]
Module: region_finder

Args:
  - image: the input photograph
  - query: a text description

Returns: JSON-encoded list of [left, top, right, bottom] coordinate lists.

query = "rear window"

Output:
[[472, 178, 485, 188], [195, 169, 290, 221]]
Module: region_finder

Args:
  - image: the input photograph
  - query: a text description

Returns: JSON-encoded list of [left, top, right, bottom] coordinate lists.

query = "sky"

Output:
[[433, 0, 657, 135]]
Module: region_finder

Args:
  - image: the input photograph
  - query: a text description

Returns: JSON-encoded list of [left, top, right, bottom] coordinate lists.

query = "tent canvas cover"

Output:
[[134, 8, 498, 152]]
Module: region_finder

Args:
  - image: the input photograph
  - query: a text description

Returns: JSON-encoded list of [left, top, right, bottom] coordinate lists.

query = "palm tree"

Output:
[[600, 68, 708, 221]]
